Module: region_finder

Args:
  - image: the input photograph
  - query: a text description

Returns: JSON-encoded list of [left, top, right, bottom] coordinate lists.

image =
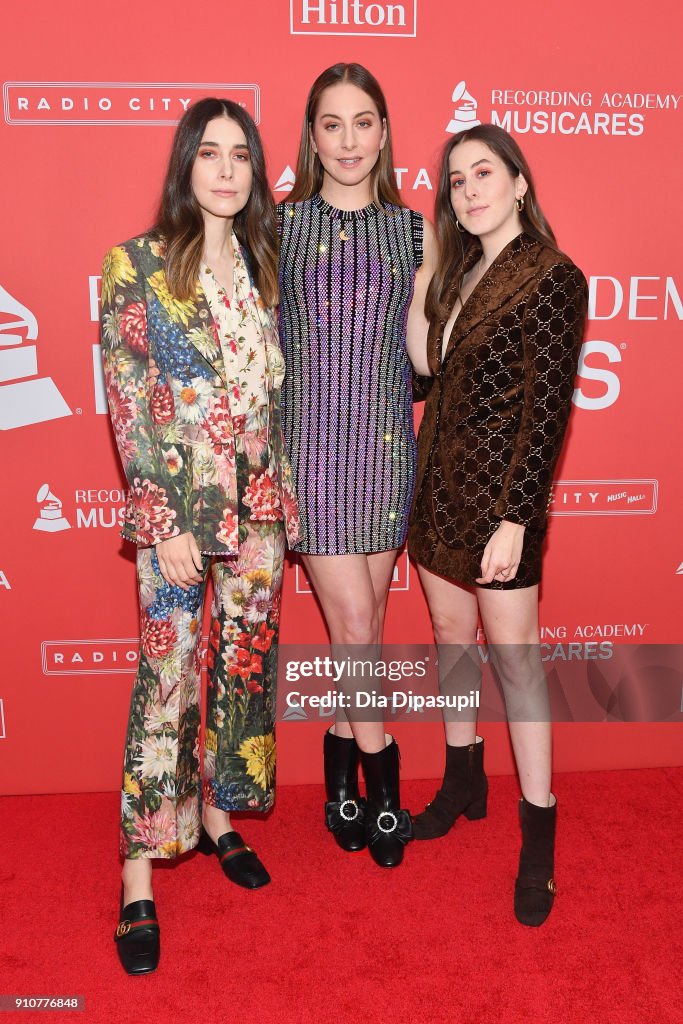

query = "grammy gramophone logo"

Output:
[[0, 282, 71, 430], [446, 82, 481, 134], [33, 483, 71, 532]]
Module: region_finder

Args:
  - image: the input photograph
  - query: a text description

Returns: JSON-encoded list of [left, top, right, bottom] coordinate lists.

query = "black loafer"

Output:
[[197, 829, 270, 889], [114, 893, 160, 975]]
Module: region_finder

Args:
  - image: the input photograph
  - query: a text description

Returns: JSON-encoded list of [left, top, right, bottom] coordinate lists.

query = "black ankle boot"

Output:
[[324, 729, 366, 851], [360, 738, 412, 867], [412, 737, 488, 840], [514, 796, 557, 927]]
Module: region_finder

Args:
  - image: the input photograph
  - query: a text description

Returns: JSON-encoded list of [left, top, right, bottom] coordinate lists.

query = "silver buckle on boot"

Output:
[[339, 799, 359, 821], [377, 811, 398, 834]]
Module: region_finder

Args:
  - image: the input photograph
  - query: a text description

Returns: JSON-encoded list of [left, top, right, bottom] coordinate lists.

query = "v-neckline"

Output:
[[441, 231, 525, 364], [202, 233, 238, 305], [457, 231, 523, 319]]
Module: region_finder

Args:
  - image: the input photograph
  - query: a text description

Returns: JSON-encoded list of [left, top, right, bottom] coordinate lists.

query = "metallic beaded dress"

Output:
[[278, 194, 423, 554]]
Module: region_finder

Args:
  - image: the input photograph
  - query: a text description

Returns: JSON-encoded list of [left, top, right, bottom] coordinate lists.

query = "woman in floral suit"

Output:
[[101, 98, 298, 975]]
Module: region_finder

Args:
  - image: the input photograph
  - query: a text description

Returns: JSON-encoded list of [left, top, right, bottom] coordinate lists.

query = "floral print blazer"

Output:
[[100, 234, 299, 553]]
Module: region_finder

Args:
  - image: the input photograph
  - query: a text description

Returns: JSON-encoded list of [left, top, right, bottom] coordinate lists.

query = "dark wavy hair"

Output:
[[152, 98, 278, 307], [426, 123, 559, 324], [288, 62, 403, 208]]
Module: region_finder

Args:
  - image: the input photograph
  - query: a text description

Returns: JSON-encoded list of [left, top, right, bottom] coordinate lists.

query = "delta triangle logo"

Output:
[[274, 166, 296, 193], [283, 700, 308, 721]]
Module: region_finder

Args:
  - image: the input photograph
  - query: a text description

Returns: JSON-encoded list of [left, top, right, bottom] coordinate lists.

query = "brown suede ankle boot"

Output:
[[514, 795, 557, 926], [412, 736, 488, 840]]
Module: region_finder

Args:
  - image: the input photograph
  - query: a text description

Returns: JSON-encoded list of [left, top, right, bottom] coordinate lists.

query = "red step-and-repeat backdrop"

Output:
[[1, 0, 681, 795]]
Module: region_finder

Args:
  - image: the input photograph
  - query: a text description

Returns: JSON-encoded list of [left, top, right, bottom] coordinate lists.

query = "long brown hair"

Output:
[[152, 98, 278, 307], [425, 124, 558, 324], [288, 63, 403, 208]]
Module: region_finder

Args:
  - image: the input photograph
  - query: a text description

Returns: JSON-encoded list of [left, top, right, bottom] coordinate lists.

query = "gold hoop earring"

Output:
[[455, 218, 465, 233], [516, 196, 525, 211]]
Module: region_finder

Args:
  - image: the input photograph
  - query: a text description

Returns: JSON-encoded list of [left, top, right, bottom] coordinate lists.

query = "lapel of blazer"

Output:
[[183, 279, 228, 387], [427, 278, 461, 375], [137, 236, 228, 386], [441, 233, 541, 370]]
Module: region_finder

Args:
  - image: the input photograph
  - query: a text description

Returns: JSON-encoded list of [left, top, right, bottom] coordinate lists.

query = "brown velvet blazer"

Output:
[[408, 232, 588, 587]]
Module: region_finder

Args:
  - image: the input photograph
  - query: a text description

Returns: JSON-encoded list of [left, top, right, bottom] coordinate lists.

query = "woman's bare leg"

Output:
[[477, 586, 552, 806], [417, 565, 480, 745], [302, 550, 397, 752], [121, 857, 153, 904], [368, 549, 399, 638]]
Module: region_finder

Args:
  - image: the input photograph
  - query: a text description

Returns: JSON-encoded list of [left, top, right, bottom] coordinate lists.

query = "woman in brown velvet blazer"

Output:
[[408, 125, 587, 927]]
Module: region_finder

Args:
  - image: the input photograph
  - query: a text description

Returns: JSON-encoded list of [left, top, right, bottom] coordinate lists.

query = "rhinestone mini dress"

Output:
[[278, 194, 423, 554]]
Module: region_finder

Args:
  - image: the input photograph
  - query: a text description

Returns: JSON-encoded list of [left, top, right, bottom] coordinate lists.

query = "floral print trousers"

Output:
[[120, 436, 285, 859]]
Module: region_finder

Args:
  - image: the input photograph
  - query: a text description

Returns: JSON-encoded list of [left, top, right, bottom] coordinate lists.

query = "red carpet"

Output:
[[2, 768, 682, 1024]]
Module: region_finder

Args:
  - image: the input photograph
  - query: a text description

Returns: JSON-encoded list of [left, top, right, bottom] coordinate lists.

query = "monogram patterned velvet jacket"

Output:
[[412, 233, 588, 547], [100, 235, 299, 553]]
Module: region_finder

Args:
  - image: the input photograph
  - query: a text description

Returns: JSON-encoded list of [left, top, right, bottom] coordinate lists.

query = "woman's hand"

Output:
[[476, 520, 525, 585], [155, 532, 203, 590]]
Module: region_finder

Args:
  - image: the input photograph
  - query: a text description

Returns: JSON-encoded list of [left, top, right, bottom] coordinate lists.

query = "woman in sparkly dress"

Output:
[[101, 99, 298, 973], [278, 63, 435, 868]]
